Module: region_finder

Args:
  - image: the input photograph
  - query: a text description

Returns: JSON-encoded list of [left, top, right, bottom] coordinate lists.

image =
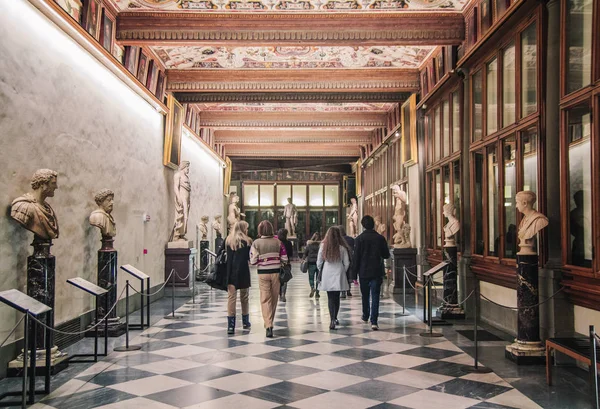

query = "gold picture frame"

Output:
[[163, 94, 184, 169]]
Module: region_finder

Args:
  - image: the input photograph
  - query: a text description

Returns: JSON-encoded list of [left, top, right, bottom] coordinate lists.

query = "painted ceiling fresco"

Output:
[[113, 0, 468, 11], [153, 46, 435, 69], [195, 102, 396, 112]]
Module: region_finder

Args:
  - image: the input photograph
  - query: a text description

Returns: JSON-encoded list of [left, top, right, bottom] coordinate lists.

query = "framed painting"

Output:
[[99, 9, 114, 53], [468, 7, 478, 47], [156, 70, 165, 101], [124, 46, 140, 75], [54, 0, 83, 23], [421, 70, 429, 96], [184, 104, 192, 126], [82, 0, 101, 40], [146, 60, 159, 94], [137, 51, 149, 84], [480, 0, 492, 35], [164, 95, 184, 169], [427, 62, 436, 91], [436, 52, 445, 81], [495, 0, 510, 17], [113, 44, 125, 64]]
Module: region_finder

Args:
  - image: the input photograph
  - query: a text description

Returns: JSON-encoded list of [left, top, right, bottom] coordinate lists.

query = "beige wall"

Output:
[[0, 0, 223, 343]]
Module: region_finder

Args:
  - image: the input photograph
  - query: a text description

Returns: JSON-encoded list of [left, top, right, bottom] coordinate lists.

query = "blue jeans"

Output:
[[360, 276, 383, 325]]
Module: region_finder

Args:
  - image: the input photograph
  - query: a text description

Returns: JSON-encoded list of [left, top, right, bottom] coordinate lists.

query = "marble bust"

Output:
[[89, 189, 116, 238], [442, 203, 460, 247], [227, 193, 244, 232], [516, 191, 548, 255], [283, 197, 298, 237], [212, 215, 223, 237], [170, 161, 191, 242], [391, 184, 411, 248], [347, 197, 358, 237], [198, 215, 209, 240], [11, 169, 60, 242]]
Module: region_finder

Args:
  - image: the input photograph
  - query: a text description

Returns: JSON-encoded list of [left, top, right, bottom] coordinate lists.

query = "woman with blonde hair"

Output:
[[317, 226, 351, 330], [250, 220, 288, 338], [225, 220, 253, 334]]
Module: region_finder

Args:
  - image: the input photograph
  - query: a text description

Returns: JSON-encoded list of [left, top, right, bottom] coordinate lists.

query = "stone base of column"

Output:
[[505, 340, 545, 365], [392, 248, 417, 294], [436, 306, 465, 320], [7, 346, 69, 377]]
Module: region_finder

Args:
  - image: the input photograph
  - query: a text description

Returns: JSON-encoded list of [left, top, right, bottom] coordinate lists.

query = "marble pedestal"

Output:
[[8, 240, 68, 376], [437, 246, 465, 319], [505, 253, 545, 365], [165, 248, 197, 297], [392, 248, 417, 294], [200, 240, 209, 272], [87, 237, 125, 337]]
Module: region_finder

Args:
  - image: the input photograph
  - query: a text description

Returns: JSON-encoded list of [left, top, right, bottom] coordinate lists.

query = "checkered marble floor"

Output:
[[32, 266, 542, 409]]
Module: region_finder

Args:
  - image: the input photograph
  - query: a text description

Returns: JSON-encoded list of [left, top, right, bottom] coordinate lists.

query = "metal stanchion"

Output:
[[164, 270, 185, 320], [463, 284, 492, 373], [114, 281, 141, 352], [590, 326, 599, 409], [420, 276, 443, 338], [21, 313, 28, 409]]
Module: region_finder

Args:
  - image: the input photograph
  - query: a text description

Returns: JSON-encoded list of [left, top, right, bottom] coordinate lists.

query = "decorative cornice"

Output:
[[201, 120, 385, 127], [226, 150, 360, 157], [217, 137, 370, 143], [118, 11, 463, 19], [168, 80, 420, 92], [175, 92, 412, 103]]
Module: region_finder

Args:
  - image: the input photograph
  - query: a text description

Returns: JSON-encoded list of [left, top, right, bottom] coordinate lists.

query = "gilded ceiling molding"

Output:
[[118, 11, 463, 19], [167, 80, 420, 92], [200, 120, 385, 127], [175, 92, 412, 103], [226, 151, 360, 157], [216, 137, 371, 143]]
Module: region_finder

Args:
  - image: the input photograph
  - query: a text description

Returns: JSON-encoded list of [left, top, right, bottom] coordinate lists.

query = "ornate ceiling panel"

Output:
[[196, 102, 395, 112], [153, 46, 434, 69], [114, 0, 469, 12]]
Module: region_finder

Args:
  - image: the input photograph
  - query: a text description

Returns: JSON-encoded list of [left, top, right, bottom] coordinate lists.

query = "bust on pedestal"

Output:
[[390, 185, 417, 293], [88, 189, 125, 336], [9, 169, 68, 374], [212, 215, 224, 252], [437, 203, 464, 319], [505, 191, 549, 364]]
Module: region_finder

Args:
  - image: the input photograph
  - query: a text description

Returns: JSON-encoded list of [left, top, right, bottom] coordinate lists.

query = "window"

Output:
[[434, 106, 441, 161], [487, 146, 499, 256], [474, 151, 484, 255], [522, 128, 538, 194], [503, 136, 517, 258], [443, 100, 450, 157], [277, 185, 291, 206], [260, 185, 274, 207], [324, 185, 339, 206], [503, 43, 516, 127], [292, 185, 307, 206], [309, 185, 324, 206], [244, 184, 259, 206], [473, 70, 483, 141], [452, 91, 461, 153], [486, 58, 498, 135], [565, 0, 593, 94], [521, 23, 537, 117]]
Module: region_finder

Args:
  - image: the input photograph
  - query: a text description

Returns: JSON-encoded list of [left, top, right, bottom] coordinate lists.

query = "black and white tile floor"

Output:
[[31, 267, 542, 409]]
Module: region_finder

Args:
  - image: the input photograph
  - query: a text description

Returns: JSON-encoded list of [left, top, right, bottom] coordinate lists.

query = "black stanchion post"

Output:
[[171, 271, 175, 318], [94, 299, 99, 362], [590, 325, 599, 409], [402, 266, 406, 316], [28, 315, 36, 404], [114, 281, 142, 352], [463, 281, 492, 373], [140, 278, 145, 329], [146, 277, 150, 328], [21, 313, 28, 409], [44, 310, 51, 393], [104, 295, 109, 356], [420, 276, 443, 338]]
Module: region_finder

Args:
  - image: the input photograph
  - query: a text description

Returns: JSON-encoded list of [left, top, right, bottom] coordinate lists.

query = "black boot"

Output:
[[242, 314, 251, 330], [266, 327, 274, 338], [329, 319, 336, 330], [227, 316, 235, 335]]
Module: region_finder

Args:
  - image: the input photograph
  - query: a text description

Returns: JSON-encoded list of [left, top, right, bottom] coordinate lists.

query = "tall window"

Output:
[[473, 70, 483, 141], [521, 23, 537, 116], [565, 0, 593, 94], [503, 43, 516, 127], [503, 137, 517, 258], [452, 91, 461, 153], [486, 58, 498, 135]]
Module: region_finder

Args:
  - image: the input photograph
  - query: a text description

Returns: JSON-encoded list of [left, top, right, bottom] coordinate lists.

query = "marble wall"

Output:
[[0, 0, 224, 343]]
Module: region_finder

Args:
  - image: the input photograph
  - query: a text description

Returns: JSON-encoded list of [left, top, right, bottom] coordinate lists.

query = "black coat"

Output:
[[280, 238, 293, 261], [226, 241, 251, 289], [352, 229, 390, 280]]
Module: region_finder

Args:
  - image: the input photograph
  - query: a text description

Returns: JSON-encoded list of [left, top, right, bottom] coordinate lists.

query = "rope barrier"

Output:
[[28, 286, 127, 336], [442, 290, 476, 308], [128, 269, 175, 297], [0, 315, 26, 349], [174, 270, 191, 282], [479, 286, 565, 311]]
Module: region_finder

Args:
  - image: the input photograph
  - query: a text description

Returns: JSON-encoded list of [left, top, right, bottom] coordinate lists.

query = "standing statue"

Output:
[[283, 197, 298, 237], [212, 215, 223, 238], [442, 203, 460, 247], [198, 215, 209, 240], [374, 216, 386, 236], [227, 193, 245, 233], [89, 189, 116, 239], [391, 185, 410, 248], [11, 169, 59, 246], [347, 197, 358, 237], [516, 191, 548, 255], [170, 161, 191, 242]]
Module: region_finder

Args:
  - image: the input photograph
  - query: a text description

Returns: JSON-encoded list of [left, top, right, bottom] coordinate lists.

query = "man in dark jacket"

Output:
[[338, 225, 354, 298], [353, 215, 390, 330]]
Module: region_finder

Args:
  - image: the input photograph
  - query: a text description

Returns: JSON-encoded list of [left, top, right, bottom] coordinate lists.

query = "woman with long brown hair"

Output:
[[225, 220, 253, 334], [316, 226, 351, 330], [303, 232, 321, 298]]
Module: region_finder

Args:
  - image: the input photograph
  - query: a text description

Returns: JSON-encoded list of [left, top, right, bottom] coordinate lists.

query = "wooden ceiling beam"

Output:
[[199, 111, 387, 128], [225, 143, 360, 157], [116, 12, 465, 46], [215, 129, 372, 144]]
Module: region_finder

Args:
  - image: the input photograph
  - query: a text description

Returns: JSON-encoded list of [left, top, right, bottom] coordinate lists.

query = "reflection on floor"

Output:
[[0, 264, 593, 408]]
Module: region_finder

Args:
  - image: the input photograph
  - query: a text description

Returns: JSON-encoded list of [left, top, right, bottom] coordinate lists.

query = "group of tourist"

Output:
[[223, 216, 390, 338]]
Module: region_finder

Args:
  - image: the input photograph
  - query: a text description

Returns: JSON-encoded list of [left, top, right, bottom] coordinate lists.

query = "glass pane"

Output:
[[260, 185, 274, 207], [427, 115, 434, 164], [434, 106, 441, 161], [309, 185, 324, 207], [309, 209, 324, 238], [452, 91, 461, 153], [453, 161, 461, 248], [503, 136, 517, 258], [244, 209, 259, 239], [521, 23, 537, 117], [443, 100, 450, 158], [403, 102, 412, 162], [429, 173, 436, 248], [443, 165, 450, 243], [244, 184, 259, 206], [436, 170, 442, 247], [567, 104, 593, 268], [487, 58, 498, 135], [296, 210, 306, 245], [277, 185, 291, 206], [474, 151, 484, 254], [522, 128, 538, 194], [260, 208, 275, 227], [473, 71, 483, 141], [292, 185, 307, 206], [325, 210, 339, 232], [487, 146, 499, 256], [503, 43, 516, 127], [324, 185, 339, 206], [566, 0, 593, 94]]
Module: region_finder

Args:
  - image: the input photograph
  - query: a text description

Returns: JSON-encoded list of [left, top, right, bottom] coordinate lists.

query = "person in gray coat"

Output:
[[317, 226, 351, 330]]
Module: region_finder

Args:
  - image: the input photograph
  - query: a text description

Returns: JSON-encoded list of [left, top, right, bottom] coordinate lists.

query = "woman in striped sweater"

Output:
[[250, 220, 288, 338]]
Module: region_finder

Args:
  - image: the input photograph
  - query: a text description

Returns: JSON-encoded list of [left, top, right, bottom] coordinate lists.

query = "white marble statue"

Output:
[[516, 191, 548, 255], [391, 185, 411, 248], [283, 197, 298, 237], [11, 169, 59, 242], [227, 193, 244, 233], [442, 203, 460, 247], [347, 197, 358, 237], [198, 215, 209, 240], [374, 215, 386, 236], [212, 215, 223, 237], [170, 161, 191, 242], [89, 189, 116, 238]]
